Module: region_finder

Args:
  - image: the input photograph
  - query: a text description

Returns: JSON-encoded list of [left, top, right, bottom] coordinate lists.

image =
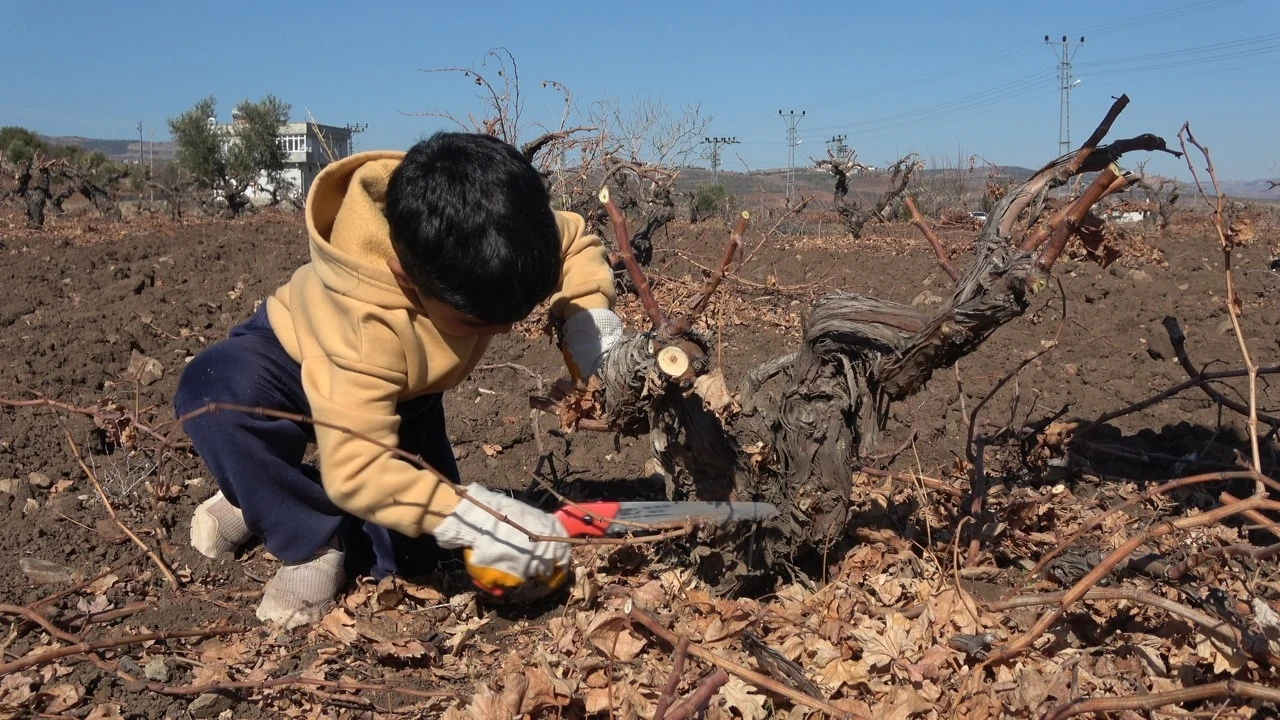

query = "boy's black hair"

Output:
[[385, 132, 561, 324]]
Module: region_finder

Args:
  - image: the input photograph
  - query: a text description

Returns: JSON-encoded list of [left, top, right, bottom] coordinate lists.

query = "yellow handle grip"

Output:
[[464, 549, 570, 598]]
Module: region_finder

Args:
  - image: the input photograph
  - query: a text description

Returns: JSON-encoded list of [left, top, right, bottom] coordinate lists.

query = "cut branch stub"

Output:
[[657, 345, 691, 379], [600, 187, 666, 329]]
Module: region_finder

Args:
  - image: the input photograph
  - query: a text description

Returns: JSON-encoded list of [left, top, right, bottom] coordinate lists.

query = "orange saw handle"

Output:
[[554, 501, 623, 537]]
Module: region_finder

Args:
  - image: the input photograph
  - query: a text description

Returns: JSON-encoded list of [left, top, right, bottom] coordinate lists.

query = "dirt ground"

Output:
[[1, 205, 1278, 719]]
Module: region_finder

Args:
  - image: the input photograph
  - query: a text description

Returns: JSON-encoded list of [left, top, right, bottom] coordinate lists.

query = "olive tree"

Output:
[[168, 95, 290, 217]]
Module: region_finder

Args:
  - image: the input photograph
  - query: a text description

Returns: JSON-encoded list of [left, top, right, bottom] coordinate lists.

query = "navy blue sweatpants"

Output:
[[173, 304, 456, 578]]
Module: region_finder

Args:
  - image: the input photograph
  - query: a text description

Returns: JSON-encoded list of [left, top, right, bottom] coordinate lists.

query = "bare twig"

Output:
[[1165, 541, 1280, 581], [1035, 165, 1136, 271], [1043, 680, 1280, 720], [962, 280, 1066, 566], [1162, 316, 1280, 427], [903, 196, 959, 282], [985, 488, 1280, 664], [600, 187, 665, 329], [0, 604, 80, 644], [683, 211, 750, 321], [854, 467, 965, 499], [1220, 491, 1280, 543], [1029, 470, 1269, 578], [0, 392, 177, 448], [664, 670, 730, 720], [27, 550, 145, 611], [65, 431, 181, 591], [626, 602, 861, 719], [0, 625, 245, 675], [1075, 365, 1280, 437], [1179, 124, 1263, 484], [653, 636, 690, 720], [984, 587, 1279, 665]]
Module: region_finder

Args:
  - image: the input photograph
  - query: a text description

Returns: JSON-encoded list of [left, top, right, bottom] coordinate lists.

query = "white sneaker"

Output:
[[255, 546, 345, 630], [190, 491, 252, 558]]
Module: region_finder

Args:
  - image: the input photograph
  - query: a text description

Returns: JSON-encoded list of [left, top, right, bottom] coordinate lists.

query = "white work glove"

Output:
[[561, 308, 624, 379], [433, 484, 572, 598]]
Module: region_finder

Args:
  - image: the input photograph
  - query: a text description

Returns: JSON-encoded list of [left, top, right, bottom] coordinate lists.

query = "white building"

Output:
[[216, 115, 355, 204], [269, 122, 354, 201]]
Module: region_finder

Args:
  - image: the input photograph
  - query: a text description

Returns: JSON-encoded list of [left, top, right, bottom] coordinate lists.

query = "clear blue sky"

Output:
[[3, 0, 1276, 180]]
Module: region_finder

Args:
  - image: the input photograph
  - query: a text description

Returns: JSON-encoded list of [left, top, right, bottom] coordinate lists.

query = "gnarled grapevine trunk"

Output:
[[587, 96, 1182, 584]]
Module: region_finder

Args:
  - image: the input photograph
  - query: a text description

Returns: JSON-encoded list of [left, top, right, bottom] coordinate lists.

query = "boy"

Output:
[[174, 132, 622, 629]]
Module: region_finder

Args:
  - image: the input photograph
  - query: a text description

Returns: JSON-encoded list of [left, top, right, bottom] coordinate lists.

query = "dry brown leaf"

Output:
[[497, 671, 527, 718], [445, 615, 490, 655], [40, 682, 81, 713], [85, 703, 126, 720], [371, 640, 429, 659], [854, 614, 912, 669], [463, 683, 508, 720], [0, 673, 36, 707], [75, 594, 112, 616], [721, 676, 769, 720], [585, 613, 646, 661], [197, 639, 249, 666], [319, 607, 359, 644], [702, 605, 752, 643], [1196, 632, 1246, 674], [903, 644, 951, 683], [520, 665, 568, 715], [585, 687, 613, 715], [86, 573, 119, 595], [631, 579, 666, 608], [402, 581, 447, 604], [481, 443, 503, 457], [814, 657, 870, 691], [875, 685, 932, 720], [693, 369, 740, 417]]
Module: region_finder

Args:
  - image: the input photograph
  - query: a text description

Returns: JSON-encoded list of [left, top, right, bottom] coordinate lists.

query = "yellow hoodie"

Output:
[[264, 151, 614, 536]]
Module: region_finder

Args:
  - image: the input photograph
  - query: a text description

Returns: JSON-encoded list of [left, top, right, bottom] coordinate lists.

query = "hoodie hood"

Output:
[[304, 150, 412, 309]]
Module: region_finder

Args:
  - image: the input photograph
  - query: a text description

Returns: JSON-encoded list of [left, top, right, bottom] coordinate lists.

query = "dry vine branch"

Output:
[[1179, 124, 1264, 483], [0, 625, 245, 676], [1163, 316, 1280, 427], [625, 601, 861, 719], [903, 196, 959, 282], [653, 636, 691, 720], [984, 587, 1280, 666], [1074, 364, 1280, 437], [600, 186, 665, 329], [1043, 680, 1280, 720], [64, 430, 181, 591], [984, 485, 1280, 665], [663, 670, 730, 720], [1028, 470, 1267, 578]]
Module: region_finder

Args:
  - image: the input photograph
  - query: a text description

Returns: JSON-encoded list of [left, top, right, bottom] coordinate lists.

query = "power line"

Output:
[[1046, 34, 1085, 157], [702, 136, 738, 184], [779, 110, 804, 206]]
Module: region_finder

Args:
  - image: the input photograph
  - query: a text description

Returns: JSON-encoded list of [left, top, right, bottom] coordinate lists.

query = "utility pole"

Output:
[[148, 127, 155, 203], [1045, 34, 1084, 157], [826, 134, 848, 158], [137, 121, 144, 168], [702, 136, 738, 184], [779, 110, 805, 206], [344, 123, 369, 154]]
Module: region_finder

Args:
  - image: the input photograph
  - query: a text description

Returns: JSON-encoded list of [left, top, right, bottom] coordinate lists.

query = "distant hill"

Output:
[[38, 134, 176, 164], [26, 134, 1280, 200]]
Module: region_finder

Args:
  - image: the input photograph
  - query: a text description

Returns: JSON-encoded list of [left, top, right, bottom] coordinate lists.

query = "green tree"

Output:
[[690, 183, 729, 223], [168, 95, 291, 216]]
